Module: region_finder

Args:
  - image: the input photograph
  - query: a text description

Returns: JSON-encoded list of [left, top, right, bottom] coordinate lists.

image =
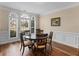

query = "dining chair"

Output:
[[20, 32, 33, 55], [47, 31, 53, 51], [36, 29, 43, 35], [34, 35, 48, 55]]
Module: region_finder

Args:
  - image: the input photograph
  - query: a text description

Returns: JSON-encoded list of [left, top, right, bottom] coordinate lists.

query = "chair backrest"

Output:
[[36, 29, 43, 34], [36, 37, 47, 47], [49, 31, 53, 40], [20, 30, 31, 46]]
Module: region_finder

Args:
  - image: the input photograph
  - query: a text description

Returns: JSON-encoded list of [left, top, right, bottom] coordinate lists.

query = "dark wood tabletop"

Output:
[[23, 33, 48, 41]]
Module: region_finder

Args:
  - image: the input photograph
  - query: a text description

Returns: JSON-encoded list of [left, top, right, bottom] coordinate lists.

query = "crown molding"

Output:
[[41, 3, 79, 16], [0, 5, 40, 16]]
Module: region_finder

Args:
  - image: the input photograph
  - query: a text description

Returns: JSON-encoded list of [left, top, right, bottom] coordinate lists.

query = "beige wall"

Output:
[[40, 5, 79, 33], [0, 6, 10, 45], [0, 7, 9, 32]]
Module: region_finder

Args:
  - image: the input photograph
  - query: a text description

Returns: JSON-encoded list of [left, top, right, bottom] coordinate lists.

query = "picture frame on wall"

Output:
[[51, 17, 60, 26]]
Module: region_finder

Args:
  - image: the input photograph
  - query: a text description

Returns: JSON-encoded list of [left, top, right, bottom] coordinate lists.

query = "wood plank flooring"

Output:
[[53, 41, 79, 56], [0, 41, 69, 56]]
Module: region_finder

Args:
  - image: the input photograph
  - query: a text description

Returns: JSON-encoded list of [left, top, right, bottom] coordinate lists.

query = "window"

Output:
[[20, 14, 30, 32], [31, 17, 35, 33], [9, 12, 18, 38]]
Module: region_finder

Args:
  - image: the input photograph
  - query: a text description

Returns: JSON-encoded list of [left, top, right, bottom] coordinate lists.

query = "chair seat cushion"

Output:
[[34, 43, 45, 48], [23, 35, 30, 39], [24, 40, 32, 46]]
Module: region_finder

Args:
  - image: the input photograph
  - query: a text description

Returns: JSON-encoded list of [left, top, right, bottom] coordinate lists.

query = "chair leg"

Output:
[[49, 44, 52, 56], [51, 45, 52, 51], [45, 45, 47, 55], [22, 47, 25, 56], [31, 43, 34, 50], [50, 43, 52, 51], [20, 44, 22, 51]]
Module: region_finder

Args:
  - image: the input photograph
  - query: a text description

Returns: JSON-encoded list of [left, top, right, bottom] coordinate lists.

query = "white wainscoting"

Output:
[[0, 31, 9, 44], [53, 31, 79, 48], [0, 31, 20, 45]]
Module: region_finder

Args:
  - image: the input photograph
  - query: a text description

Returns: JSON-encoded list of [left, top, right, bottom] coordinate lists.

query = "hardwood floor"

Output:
[[0, 41, 69, 56], [53, 41, 79, 56]]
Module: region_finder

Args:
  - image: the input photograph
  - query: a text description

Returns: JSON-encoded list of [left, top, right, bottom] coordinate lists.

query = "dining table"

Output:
[[23, 33, 48, 42]]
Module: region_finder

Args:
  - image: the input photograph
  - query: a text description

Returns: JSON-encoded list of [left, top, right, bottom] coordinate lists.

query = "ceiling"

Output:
[[0, 2, 79, 15]]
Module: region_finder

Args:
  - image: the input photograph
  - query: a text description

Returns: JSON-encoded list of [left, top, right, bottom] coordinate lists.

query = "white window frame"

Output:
[[9, 12, 19, 40]]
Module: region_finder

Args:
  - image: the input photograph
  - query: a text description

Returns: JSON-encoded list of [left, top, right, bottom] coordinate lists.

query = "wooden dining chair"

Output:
[[20, 32, 33, 55], [34, 35, 48, 55], [47, 31, 53, 51], [36, 29, 43, 35]]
